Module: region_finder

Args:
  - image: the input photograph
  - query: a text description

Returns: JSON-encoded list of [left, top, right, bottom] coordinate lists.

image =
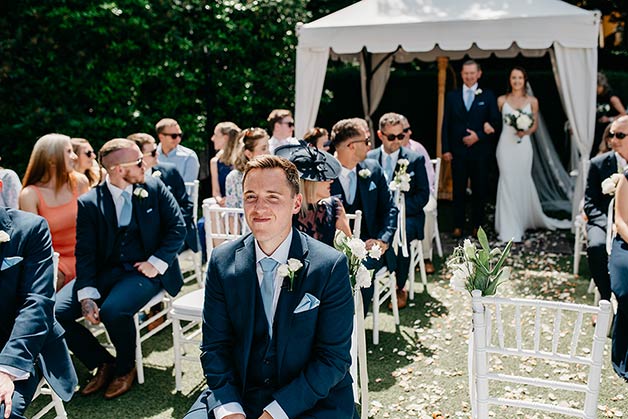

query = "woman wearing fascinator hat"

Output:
[[275, 142, 352, 246]]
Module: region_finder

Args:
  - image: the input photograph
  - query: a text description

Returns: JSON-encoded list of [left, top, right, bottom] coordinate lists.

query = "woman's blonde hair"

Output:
[[233, 127, 269, 172], [23, 133, 77, 192], [71, 137, 101, 187], [215, 122, 241, 165], [299, 178, 320, 217]]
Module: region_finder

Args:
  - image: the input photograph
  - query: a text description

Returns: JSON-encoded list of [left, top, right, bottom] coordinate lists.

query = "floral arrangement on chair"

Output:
[[333, 230, 382, 293], [388, 158, 411, 192], [447, 227, 512, 296]]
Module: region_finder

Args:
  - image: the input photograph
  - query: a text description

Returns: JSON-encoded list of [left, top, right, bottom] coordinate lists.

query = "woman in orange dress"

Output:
[[19, 133, 90, 290]]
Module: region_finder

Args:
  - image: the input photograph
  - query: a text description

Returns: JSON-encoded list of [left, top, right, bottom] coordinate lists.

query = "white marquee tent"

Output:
[[295, 0, 600, 217]]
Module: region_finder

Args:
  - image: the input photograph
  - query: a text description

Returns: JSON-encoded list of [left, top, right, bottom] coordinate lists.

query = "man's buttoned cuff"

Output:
[[214, 402, 245, 419], [264, 400, 289, 419], [0, 366, 29, 381], [148, 256, 168, 275], [77, 286, 101, 301]]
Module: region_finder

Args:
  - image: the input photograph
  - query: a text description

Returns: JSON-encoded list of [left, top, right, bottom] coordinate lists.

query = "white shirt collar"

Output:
[[105, 177, 133, 202], [340, 166, 356, 179], [254, 231, 293, 265], [381, 148, 401, 161], [463, 83, 478, 94], [615, 152, 628, 171]]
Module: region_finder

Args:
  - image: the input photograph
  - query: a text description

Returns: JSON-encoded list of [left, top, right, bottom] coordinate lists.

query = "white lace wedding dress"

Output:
[[495, 101, 571, 242]]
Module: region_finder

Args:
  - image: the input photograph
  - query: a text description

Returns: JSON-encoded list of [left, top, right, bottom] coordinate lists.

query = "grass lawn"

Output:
[[26, 224, 627, 419]]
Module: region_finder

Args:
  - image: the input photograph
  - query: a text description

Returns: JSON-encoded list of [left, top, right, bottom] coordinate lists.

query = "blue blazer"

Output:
[[75, 176, 187, 296], [153, 162, 199, 252], [0, 208, 77, 401], [585, 151, 618, 229], [441, 87, 500, 156], [200, 229, 354, 418], [330, 159, 398, 245]]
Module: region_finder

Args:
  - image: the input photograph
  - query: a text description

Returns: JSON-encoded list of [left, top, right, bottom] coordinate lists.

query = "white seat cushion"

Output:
[[171, 289, 204, 317]]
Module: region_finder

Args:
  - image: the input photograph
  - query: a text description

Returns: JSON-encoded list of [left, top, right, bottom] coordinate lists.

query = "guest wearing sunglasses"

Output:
[[20, 134, 90, 291], [303, 127, 330, 152], [267, 109, 299, 153], [155, 118, 200, 183], [71, 138, 106, 187], [368, 113, 430, 309]]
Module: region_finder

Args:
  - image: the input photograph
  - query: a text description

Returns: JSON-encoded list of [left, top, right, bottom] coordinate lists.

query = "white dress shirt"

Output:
[[76, 178, 168, 301], [156, 143, 200, 183], [214, 234, 293, 419], [616, 152, 627, 172]]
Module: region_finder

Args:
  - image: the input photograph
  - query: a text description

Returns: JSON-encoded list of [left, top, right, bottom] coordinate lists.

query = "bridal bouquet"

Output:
[[447, 227, 512, 296], [504, 109, 534, 143], [334, 230, 382, 293]]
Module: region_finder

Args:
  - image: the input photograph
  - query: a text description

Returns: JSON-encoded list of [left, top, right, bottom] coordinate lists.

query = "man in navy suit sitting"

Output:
[[55, 139, 186, 400], [185, 155, 354, 419], [0, 207, 77, 419]]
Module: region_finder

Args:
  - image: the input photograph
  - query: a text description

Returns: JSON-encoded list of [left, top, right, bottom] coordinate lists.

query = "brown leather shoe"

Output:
[[452, 228, 463, 238], [395, 289, 408, 309], [81, 362, 115, 396], [424, 260, 435, 274], [104, 367, 136, 399]]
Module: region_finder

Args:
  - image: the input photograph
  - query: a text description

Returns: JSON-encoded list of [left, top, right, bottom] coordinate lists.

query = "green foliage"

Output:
[[0, 0, 309, 175]]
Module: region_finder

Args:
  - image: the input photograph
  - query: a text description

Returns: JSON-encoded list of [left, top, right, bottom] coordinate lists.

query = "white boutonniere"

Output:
[[358, 168, 371, 179], [277, 258, 303, 291], [475, 88, 483, 96], [0, 230, 10, 243], [133, 187, 149, 199], [389, 159, 411, 192], [151, 170, 162, 178], [602, 173, 623, 196]]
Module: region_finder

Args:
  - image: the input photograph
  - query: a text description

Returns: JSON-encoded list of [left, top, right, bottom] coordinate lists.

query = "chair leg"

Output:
[[573, 227, 581, 276], [173, 316, 183, 392], [416, 242, 428, 292], [134, 313, 145, 385], [408, 244, 416, 301], [52, 388, 68, 419], [434, 215, 443, 258], [193, 251, 203, 286], [390, 273, 399, 325], [372, 276, 380, 345]]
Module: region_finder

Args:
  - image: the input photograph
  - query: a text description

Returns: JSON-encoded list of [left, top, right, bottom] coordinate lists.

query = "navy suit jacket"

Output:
[[0, 207, 77, 401], [585, 151, 618, 229], [442, 87, 500, 156], [330, 159, 398, 245], [153, 162, 199, 252], [75, 176, 186, 296], [200, 229, 354, 418]]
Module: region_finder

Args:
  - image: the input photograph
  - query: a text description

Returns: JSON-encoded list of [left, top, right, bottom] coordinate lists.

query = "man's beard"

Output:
[[122, 169, 145, 184]]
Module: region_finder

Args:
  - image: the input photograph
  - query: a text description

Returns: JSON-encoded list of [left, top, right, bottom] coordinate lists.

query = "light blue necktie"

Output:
[[384, 155, 394, 181], [347, 171, 357, 204], [119, 190, 132, 227], [464, 89, 474, 111], [259, 257, 279, 336]]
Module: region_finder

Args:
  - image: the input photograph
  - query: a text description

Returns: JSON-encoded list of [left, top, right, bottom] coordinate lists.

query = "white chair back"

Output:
[[184, 180, 200, 224], [470, 290, 611, 419], [202, 203, 249, 261], [431, 157, 441, 198], [345, 210, 362, 238], [606, 197, 615, 256]]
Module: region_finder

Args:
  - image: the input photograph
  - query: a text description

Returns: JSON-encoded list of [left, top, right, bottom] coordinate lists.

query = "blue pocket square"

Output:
[[369, 181, 377, 191], [293, 293, 320, 314], [1, 256, 23, 271]]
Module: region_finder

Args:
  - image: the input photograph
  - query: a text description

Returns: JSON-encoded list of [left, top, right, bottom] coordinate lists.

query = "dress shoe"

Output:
[[395, 289, 408, 309], [81, 362, 115, 396], [424, 260, 435, 274], [104, 367, 136, 399], [452, 228, 463, 239]]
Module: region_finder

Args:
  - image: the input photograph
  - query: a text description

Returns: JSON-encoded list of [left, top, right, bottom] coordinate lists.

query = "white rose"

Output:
[[389, 181, 398, 191], [287, 258, 303, 272], [277, 264, 290, 278], [602, 173, 622, 195], [463, 239, 476, 259], [450, 270, 467, 292], [355, 265, 372, 289], [358, 169, 371, 178], [0, 230, 10, 243], [397, 159, 410, 167], [347, 238, 368, 260], [399, 173, 411, 184], [399, 181, 410, 192], [152, 170, 162, 178], [475, 88, 483, 96], [515, 114, 533, 131], [368, 243, 383, 260]]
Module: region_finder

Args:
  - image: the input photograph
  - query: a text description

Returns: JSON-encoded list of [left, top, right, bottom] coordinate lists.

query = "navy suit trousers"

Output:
[[452, 150, 489, 229], [55, 269, 161, 376]]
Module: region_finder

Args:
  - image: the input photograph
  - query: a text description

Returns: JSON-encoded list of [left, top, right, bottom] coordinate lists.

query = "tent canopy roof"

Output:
[[298, 0, 600, 53]]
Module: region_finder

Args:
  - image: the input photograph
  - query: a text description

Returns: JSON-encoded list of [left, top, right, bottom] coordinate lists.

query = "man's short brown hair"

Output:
[[99, 138, 136, 170], [155, 118, 179, 135], [331, 118, 364, 146], [378, 112, 402, 131], [267, 109, 293, 133], [243, 155, 300, 197], [127, 132, 156, 150]]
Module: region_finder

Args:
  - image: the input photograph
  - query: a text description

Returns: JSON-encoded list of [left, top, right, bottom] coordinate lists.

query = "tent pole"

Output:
[[436, 56, 452, 200]]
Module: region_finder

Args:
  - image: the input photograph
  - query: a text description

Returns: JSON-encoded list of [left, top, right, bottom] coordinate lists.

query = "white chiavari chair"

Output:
[[179, 180, 203, 286]]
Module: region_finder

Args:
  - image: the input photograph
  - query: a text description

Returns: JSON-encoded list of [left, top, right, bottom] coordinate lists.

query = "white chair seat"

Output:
[[170, 288, 205, 391], [171, 288, 204, 318]]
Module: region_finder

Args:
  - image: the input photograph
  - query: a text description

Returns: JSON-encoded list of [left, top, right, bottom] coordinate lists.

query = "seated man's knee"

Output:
[[99, 303, 130, 325]]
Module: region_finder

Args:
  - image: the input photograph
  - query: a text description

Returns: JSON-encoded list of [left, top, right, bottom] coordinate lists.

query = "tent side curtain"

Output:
[[295, 47, 330, 137]]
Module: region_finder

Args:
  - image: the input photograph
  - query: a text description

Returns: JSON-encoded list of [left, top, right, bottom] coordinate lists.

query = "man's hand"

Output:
[[442, 152, 453, 162], [365, 239, 388, 254], [259, 411, 274, 419], [462, 129, 479, 147], [483, 122, 495, 135], [134, 261, 159, 278], [223, 415, 245, 419], [0, 372, 15, 419], [81, 298, 100, 325]]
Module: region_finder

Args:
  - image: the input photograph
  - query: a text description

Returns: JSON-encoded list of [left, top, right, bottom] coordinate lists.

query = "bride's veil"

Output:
[[527, 82, 574, 213]]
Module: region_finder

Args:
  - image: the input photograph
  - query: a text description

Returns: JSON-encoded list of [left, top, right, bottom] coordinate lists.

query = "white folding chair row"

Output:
[[179, 180, 203, 286], [202, 202, 250, 262], [429, 157, 443, 258], [470, 290, 611, 419]]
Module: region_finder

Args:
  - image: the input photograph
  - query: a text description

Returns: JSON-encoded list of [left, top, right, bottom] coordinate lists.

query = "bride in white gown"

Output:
[[495, 67, 571, 242]]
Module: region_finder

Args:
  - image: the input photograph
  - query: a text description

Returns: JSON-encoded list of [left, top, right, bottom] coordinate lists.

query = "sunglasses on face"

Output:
[[116, 157, 143, 168], [84, 150, 95, 157], [347, 138, 371, 147], [382, 132, 405, 141], [162, 133, 183, 139], [609, 131, 628, 140], [280, 121, 295, 128], [143, 149, 158, 158], [403, 127, 411, 134]]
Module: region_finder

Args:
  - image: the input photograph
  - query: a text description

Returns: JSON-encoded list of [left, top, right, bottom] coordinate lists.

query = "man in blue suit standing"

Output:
[[185, 155, 354, 419], [55, 139, 186, 400], [368, 113, 430, 308], [0, 207, 77, 419], [330, 118, 398, 313], [442, 60, 500, 238]]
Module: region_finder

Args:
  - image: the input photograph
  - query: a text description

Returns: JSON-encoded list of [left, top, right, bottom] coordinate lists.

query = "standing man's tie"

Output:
[[464, 89, 474, 111], [119, 190, 132, 227], [347, 171, 357, 204], [384, 155, 394, 181], [259, 257, 279, 337]]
